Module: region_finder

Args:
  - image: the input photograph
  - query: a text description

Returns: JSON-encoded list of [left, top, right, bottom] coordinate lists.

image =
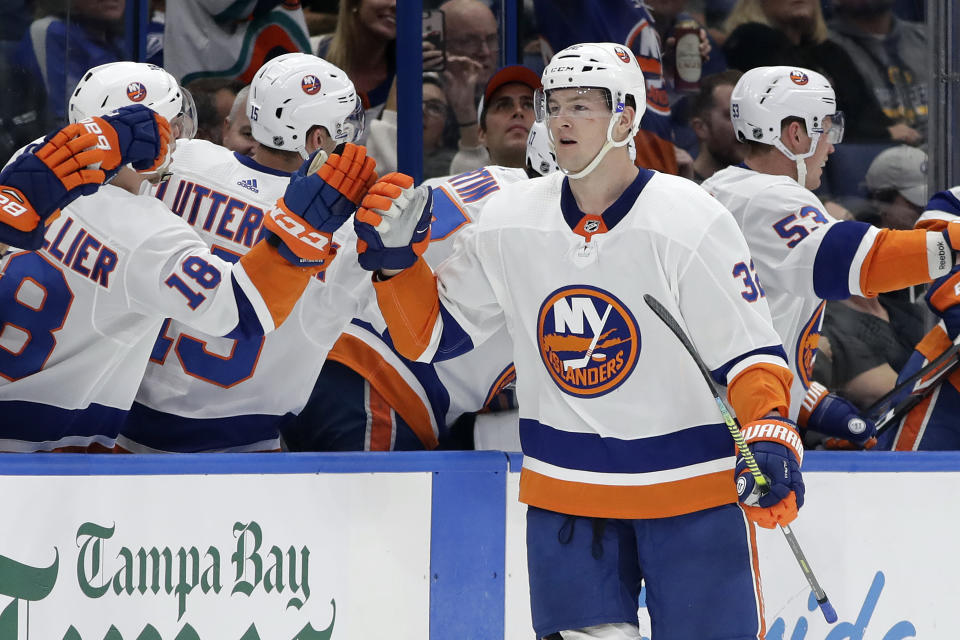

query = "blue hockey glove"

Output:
[[0, 122, 113, 249], [354, 172, 433, 272], [264, 142, 377, 268], [926, 264, 960, 340], [798, 382, 878, 449], [736, 417, 805, 529], [95, 104, 173, 175]]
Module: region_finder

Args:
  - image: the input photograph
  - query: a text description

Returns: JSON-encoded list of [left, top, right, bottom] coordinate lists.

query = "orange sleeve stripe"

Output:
[[727, 362, 793, 423], [518, 468, 736, 519], [372, 257, 440, 360], [916, 218, 949, 232], [239, 241, 319, 328], [858, 228, 931, 297], [327, 333, 439, 449]]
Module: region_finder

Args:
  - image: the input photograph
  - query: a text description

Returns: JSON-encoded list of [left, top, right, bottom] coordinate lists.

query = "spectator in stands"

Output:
[[828, 0, 926, 145], [816, 146, 932, 410], [15, 0, 126, 124], [647, 0, 727, 93], [861, 145, 928, 229], [421, 75, 457, 178], [163, 0, 310, 85], [316, 0, 396, 115], [688, 69, 744, 183], [441, 0, 500, 88], [449, 65, 541, 175], [221, 86, 257, 156], [722, 0, 903, 144]]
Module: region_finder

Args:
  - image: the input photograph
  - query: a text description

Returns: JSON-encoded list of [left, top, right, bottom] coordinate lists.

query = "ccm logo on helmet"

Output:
[[789, 70, 809, 86], [614, 46, 631, 64], [126, 82, 148, 102], [301, 75, 322, 95], [537, 285, 640, 398]]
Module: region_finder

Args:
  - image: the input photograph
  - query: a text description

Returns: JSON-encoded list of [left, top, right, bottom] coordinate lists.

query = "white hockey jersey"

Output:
[[326, 166, 526, 447], [0, 176, 305, 451], [164, 0, 310, 85], [380, 169, 791, 519], [118, 140, 371, 452], [702, 165, 953, 419]]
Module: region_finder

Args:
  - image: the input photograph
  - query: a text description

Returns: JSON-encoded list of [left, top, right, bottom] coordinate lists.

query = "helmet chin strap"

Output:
[[558, 113, 633, 181], [773, 132, 821, 189]]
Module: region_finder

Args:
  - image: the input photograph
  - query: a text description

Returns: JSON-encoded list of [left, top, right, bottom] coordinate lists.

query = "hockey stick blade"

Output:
[[643, 293, 838, 624], [562, 304, 612, 371]]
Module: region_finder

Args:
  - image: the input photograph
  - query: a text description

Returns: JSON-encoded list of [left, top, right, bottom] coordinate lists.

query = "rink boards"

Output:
[[0, 451, 950, 639]]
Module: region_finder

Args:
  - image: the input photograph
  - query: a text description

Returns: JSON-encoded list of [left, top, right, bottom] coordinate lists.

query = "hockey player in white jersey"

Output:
[[702, 66, 960, 450], [282, 159, 535, 452], [118, 53, 376, 453], [0, 113, 167, 252], [280, 101, 558, 453], [0, 61, 376, 452], [876, 187, 960, 450], [355, 43, 803, 640]]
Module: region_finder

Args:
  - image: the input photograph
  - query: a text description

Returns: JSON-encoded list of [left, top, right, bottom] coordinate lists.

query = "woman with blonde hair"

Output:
[[317, 0, 397, 113]]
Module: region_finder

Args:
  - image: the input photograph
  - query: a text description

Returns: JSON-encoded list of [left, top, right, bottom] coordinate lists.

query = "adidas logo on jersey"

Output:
[[237, 178, 259, 193]]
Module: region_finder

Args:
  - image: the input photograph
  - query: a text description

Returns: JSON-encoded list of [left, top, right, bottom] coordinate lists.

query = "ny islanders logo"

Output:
[[301, 75, 322, 95], [796, 302, 825, 389], [126, 82, 147, 102], [614, 46, 631, 64], [538, 286, 640, 397], [789, 70, 809, 86]]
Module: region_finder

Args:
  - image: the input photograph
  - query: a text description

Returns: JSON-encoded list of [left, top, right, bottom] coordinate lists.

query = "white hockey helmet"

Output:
[[68, 61, 196, 140], [248, 53, 364, 158], [534, 42, 646, 179], [730, 66, 844, 184], [526, 120, 558, 176]]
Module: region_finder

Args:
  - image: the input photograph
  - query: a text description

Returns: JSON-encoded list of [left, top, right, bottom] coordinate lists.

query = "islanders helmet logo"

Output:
[[538, 285, 640, 397], [614, 46, 631, 64], [795, 301, 825, 389], [789, 70, 809, 86], [301, 75, 322, 95], [126, 82, 147, 102]]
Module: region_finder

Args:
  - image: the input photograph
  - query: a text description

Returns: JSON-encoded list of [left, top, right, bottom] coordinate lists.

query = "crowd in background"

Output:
[[0, 0, 945, 451]]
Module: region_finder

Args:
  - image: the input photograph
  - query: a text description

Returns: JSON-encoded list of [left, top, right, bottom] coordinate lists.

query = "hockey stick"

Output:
[[562, 303, 612, 371], [862, 337, 960, 421], [643, 294, 838, 624], [874, 353, 960, 437]]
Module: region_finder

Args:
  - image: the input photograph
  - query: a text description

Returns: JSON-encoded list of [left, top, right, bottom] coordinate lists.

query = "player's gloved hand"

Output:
[[94, 104, 173, 175], [736, 416, 805, 529], [354, 172, 433, 271], [926, 264, 960, 339], [0, 122, 109, 249], [798, 382, 877, 449], [264, 142, 377, 268]]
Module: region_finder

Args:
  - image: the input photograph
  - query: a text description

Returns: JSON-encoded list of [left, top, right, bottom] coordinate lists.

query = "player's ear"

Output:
[[690, 116, 707, 138], [783, 120, 804, 151], [310, 126, 334, 156]]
